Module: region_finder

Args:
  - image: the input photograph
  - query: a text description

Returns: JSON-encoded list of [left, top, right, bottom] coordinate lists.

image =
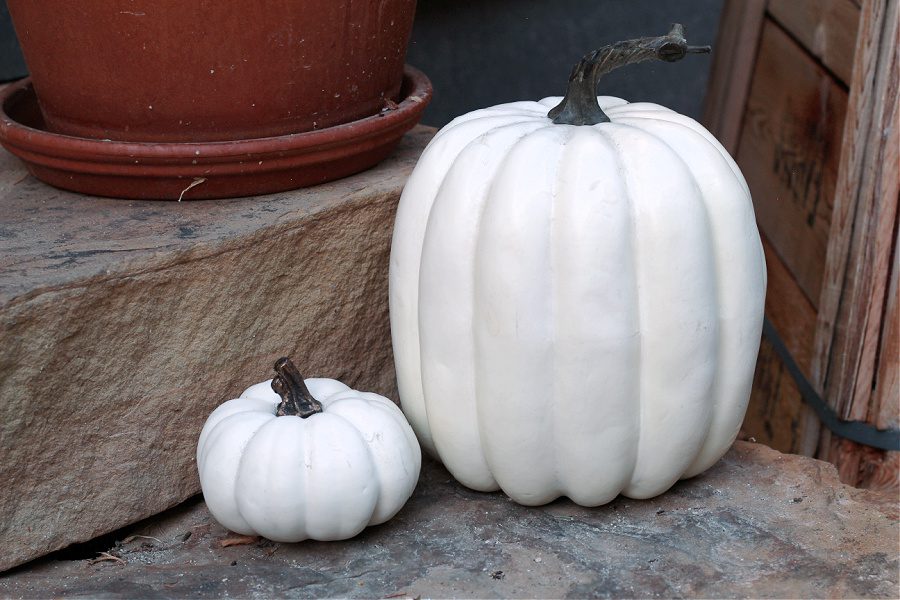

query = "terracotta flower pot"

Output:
[[6, 0, 417, 142]]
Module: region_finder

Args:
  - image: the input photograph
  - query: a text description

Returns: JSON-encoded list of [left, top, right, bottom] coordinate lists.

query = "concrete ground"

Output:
[[1, 441, 897, 599]]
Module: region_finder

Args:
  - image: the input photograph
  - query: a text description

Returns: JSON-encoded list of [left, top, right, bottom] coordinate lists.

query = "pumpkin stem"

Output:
[[271, 357, 324, 418], [548, 23, 710, 126]]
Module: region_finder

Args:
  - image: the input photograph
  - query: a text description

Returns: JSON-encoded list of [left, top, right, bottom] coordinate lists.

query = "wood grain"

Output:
[[767, 0, 861, 84], [813, 0, 899, 492], [741, 336, 810, 455], [762, 237, 817, 372], [857, 450, 900, 493], [701, 0, 767, 154], [812, 0, 893, 390], [740, 236, 820, 454], [760, 235, 823, 455], [738, 21, 848, 306], [873, 219, 899, 431], [817, 0, 898, 420]]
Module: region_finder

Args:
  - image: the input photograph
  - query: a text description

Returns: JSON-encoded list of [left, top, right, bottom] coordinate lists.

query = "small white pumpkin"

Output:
[[197, 358, 421, 542], [389, 25, 766, 506]]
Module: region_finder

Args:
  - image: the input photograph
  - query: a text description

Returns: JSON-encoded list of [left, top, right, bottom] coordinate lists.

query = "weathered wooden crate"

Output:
[[704, 0, 898, 491]]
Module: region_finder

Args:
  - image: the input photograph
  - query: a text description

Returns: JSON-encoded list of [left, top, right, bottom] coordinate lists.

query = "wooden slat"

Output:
[[742, 236, 820, 455], [844, 46, 899, 423], [812, 0, 891, 389], [767, 0, 861, 85], [741, 336, 810, 455], [737, 21, 848, 306], [701, 0, 767, 154], [817, 0, 899, 419], [873, 219, 899, 431], [761, 235, 822, 455], [814, 0, 900, 491], [847, 192, 898, 423], [762, 237, 817, 372]]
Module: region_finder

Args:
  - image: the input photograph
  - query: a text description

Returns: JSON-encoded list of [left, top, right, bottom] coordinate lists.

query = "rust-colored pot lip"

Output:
[[0, 65, 431, 166]]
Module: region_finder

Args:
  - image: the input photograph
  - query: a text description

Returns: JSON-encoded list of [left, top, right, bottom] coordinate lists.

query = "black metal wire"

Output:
[[762, 316, 900, 452]]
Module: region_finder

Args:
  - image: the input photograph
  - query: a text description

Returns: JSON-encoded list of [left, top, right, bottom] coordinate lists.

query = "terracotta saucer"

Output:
[[0, 66, 431, 200]]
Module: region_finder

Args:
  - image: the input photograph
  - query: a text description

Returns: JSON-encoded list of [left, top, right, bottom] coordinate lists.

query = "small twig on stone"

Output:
[[89, 551, 126, 565]]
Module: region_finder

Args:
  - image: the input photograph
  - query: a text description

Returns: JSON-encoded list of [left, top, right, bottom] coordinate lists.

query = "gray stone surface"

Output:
[[1, 442, 897, 598], [0, 127, 435, 572]]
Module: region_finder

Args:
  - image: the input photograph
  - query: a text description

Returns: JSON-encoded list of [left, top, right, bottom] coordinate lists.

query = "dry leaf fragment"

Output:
[[177, 177, 207, 201], [218, 534, 259, 547]]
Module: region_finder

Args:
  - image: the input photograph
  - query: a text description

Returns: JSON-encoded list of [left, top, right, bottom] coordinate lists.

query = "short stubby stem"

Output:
[[271, 357, 324, 418], [548, 23, 710, 126]]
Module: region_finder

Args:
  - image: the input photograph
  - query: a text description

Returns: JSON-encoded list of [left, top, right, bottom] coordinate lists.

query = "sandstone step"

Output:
[[1, 442, 897, 598], [0, 126, 435, 572]]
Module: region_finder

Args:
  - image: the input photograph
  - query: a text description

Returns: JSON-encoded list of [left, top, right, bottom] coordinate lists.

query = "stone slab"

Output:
[[0, 442, 896, 598], [0, 126, 436, 572]]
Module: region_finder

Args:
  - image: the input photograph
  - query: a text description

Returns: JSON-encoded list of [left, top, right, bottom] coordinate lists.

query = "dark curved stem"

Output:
[[271, 357, 323, 418], [548, 23, 710, 126]]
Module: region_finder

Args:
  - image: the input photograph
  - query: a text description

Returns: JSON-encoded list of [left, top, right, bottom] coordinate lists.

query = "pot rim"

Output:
[[0, 65, 431, 166]]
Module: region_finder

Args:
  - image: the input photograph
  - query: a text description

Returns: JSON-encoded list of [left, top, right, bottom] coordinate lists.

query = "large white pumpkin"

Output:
[[389, 27, 766, 507]]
